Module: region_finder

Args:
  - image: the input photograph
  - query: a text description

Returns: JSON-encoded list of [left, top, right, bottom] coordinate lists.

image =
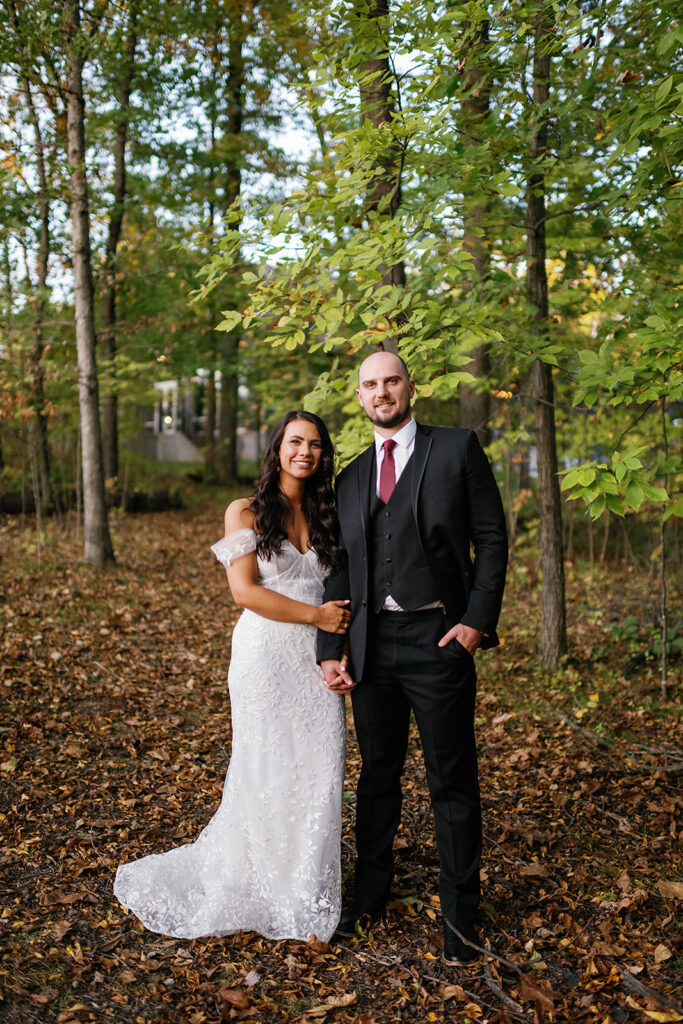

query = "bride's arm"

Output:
[[221, 500, 350, 634]]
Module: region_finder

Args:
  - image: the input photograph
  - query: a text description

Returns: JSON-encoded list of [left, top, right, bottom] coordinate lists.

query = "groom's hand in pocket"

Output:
[[438, 622, 483, 656], [321, 658, 356, 694]]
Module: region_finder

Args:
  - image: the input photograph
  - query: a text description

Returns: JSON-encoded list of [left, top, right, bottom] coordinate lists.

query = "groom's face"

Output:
[[356, 352, 414, 431]]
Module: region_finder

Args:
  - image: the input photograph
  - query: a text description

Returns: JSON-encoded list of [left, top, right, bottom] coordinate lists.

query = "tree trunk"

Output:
[[659, 398, 668, 699], [204, 352, 217, 479], [0, 238, 12, 472], [9, 0, 53, 509], [64, 0, 115, 565], [526, 8, 566, 670], [101, 0, 139, 483], [357, 0, 404, 353], [215, 10, 245, 485], [203, 92, 218, 482], [458, 18, 491, 446], [25, 74, 53, 511]]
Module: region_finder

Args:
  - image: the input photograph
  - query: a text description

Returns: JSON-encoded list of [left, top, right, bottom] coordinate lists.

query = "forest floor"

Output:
[[1, 502, 681, 1024]]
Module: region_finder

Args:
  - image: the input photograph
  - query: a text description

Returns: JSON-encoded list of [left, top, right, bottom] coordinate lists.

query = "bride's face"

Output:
[[278, 420, 323, 482]]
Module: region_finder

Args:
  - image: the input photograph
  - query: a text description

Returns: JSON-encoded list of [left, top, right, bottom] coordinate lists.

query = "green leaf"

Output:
[[657, 30, 680, 56], [663, 498, 683, 521], [590, 494, 606, 520], [216, 310, 242, 333], [561, 468, 583, 490], [654, 76, 673, 106], [625, 480, 644, 511], [606, 494, 625, 517], [495, 181, 522, 197], [642, 483, 669, 503]]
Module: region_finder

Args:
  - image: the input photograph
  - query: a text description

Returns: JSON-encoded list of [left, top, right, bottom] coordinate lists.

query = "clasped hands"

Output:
[[320, 656, 356, 694], [321, 622, 483, 695]]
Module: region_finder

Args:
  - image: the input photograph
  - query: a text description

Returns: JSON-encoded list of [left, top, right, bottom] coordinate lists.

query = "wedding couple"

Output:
[[114, 350, 508, 966]]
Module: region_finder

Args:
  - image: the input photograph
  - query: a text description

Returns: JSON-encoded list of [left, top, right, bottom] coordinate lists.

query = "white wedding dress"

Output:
[[114, 528, 345, 942]]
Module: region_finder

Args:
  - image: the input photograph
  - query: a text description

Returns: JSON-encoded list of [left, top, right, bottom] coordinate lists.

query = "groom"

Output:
[[318, 351, 508, 965]]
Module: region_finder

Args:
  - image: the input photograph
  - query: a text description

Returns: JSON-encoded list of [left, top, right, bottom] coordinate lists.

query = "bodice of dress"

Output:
[[211, 528, 326, 606]]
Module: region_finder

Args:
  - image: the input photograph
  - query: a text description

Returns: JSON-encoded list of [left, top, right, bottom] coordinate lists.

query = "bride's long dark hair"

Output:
[[251, 411, 343, 572]]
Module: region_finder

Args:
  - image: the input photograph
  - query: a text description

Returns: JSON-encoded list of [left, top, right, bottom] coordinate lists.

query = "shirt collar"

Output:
[[374, 417, 416, 454]]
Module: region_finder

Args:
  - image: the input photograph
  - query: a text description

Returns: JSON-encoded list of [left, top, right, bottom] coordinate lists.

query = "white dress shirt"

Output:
[[373, 417, 416, 496]]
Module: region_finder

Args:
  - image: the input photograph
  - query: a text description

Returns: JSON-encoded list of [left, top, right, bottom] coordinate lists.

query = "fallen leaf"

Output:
[[441, 984, 467, 1001], [625, 1000, 682, 1022], [47, 919, 73, 941], [615, 869, 632, 892], [519, 975, 554, 1010], [217, 987, 249, 1011], [520, 862, 549, 877], [303, 992, 357, 1015], [657, 880, 683, 900]]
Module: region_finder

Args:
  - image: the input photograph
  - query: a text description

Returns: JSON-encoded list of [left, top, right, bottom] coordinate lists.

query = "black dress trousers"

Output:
[[350, 607, 481, 936]]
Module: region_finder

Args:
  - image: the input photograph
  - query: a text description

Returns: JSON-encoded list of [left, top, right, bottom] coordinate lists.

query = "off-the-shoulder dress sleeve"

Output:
[[211, 528, 257, 567]]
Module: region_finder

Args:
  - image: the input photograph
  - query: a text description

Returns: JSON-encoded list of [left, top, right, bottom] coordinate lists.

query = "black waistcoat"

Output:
[[369, 457, 441, 613]]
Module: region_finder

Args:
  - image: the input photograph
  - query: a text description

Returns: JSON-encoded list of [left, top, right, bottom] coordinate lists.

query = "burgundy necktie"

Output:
[[379, 439, 397, 504]]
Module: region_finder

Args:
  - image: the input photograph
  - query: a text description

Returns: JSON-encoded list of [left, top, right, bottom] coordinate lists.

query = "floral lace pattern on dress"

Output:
[[210, 528, 257, 567], [114, 534, 345, 942]]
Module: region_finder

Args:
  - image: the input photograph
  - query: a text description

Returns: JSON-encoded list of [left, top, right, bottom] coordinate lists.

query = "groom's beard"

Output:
[[365, 397, 410, 428]]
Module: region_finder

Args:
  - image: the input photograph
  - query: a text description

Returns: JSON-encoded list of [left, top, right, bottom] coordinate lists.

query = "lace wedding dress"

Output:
[[114, 529, 345, 942]]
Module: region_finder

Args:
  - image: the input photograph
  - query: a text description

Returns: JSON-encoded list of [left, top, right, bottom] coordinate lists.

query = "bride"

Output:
[[114, 411, 354, 942]]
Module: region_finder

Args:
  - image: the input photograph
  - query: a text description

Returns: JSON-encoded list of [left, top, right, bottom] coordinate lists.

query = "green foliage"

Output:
[[0, 0, 681, 536]]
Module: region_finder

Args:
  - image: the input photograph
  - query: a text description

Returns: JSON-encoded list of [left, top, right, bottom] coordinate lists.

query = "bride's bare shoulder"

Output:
[[224, 498, 256, 534]]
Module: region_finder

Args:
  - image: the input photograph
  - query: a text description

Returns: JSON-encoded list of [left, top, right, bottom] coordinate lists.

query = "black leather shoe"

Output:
[[335, 901, 386, 937], [442, 926, 479, 965]]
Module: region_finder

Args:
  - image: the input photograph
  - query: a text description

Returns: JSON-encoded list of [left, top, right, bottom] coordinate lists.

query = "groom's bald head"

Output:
[[358, 351, 410, 385]]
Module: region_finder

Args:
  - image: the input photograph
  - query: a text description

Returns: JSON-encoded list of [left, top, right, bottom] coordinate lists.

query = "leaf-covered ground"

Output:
[[1, 505, 681, 1024]]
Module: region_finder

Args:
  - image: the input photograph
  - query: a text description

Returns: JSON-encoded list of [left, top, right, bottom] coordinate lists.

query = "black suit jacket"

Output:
[[317, 423, 508, 681]]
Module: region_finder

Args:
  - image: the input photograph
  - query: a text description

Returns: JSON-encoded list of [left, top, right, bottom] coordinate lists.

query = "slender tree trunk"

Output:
[[26, 84, 52, 511], [101, 0, 139, 482], [458, 17, 491, 446], [0, 238, 13, 472], [526, 8, 566, 670], [9, 0, 52, 508], [64, 0, 115, 565], [565, 504, 574, 561], [659, 399, 668, 699], [204, 353, 217, 477], [216, 11, 245, 485], [204, 92, 218, 481], [357, 0, 404, 353], [599, 514, 610, 563]]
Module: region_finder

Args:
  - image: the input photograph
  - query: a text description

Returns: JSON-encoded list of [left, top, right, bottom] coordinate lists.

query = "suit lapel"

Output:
[[354, 443, 375, 540], [410, 422, 432, 521]]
